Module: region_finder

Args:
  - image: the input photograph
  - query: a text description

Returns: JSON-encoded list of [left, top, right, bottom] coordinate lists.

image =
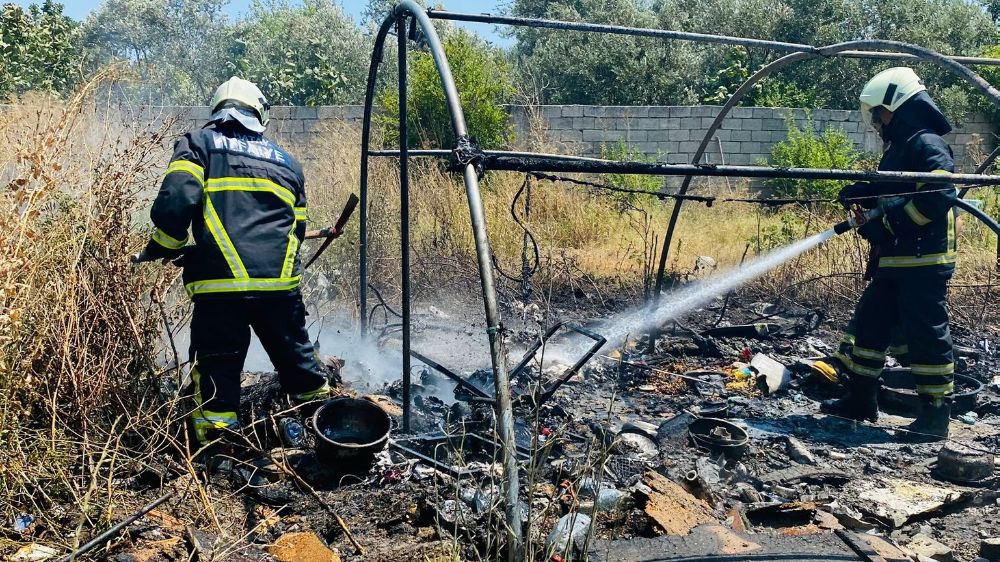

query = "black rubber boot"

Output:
[[820, 373, 880, 422], [899, 395, 951, 443]]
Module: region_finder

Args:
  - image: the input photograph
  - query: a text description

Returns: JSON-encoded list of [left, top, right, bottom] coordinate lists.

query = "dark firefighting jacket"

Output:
[[867, 92, 958, 270], [142, 122, 308, 298]]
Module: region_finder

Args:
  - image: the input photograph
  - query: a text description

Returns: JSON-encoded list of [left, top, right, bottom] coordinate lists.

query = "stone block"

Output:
[[539, 105, 561, 119], [680, 117, 701, 129], [280, 120, 304, 133], [713, 128, 731, 141], [636, 117, 661, 129], [562, 105, 584, 117], [547, 116, 574, 129], [648, 106, 672, 117], [670, 106, 693, 117], [602, 106, 630, 118], [744, 118, 763, 131], [573, 117, 596, 129], [582, 129, 608, 142], [742, 141, 762, 154], [583, 106, 606, 117], [762, 118, 785, 131], [342, 106, 364, 119], [318, 106, 343, 119], [292, 106, 318, 119], [677, 129, 698, 141], [770, 130, 789, 142], [701, 116, 719, 129], [635, 142, 660, 155], [658, 141, 679, 154], [302, 119, 324, 133], [665, 151, 690, 164], [271, 106, 292, 119], [691, 106, 717, 117], [730, 129, 752, 142], [678, 141, 701, 153], [560, 129, 583, 142], [751, 129, 771, 142], [726, 151, 753, 166], [626, 129, 648, 142], [647, 129, 674, 142], [730, 107, 754, 119]]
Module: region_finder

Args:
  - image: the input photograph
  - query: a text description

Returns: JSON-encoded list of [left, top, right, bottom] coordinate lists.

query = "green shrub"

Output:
[[599, 140, 662, 205], [762, 114, 860, 203], [379, 29, 515, 150], [751, 209, 805, 251]]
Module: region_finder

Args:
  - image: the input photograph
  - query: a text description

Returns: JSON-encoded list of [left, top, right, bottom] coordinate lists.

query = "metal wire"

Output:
[[530, 170, 978, 207]]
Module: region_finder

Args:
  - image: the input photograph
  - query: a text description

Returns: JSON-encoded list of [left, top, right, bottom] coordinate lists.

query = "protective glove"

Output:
[[132, 240, 185, 264], [837, 182, 878, 209], [857, 216, 894, 246]]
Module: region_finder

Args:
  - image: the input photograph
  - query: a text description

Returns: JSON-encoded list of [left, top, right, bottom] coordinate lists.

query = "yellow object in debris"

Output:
[[811, 360, 841, 385]]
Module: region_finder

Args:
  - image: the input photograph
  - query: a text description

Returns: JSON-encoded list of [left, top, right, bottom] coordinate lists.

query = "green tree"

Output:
[[379, 28, 515, 149], [80, 0, 230, 104], [0, 1, 80, 99], [512, 0, 703, 105], [228, 0, 369, 105]]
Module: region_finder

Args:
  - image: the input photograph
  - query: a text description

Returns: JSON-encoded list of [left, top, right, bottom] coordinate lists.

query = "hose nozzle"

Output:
[[833, 207, 883, 235]]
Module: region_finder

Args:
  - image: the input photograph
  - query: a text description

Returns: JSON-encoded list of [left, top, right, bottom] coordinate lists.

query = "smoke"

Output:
[[166, 311, 405, 394]]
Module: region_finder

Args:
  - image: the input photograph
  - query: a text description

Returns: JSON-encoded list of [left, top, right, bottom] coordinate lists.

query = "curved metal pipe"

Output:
[[960, 143, 1000, 198], [956, 198, 1000, 237], [358, 15, 395, 336], [426, 10, 1000, 67], [650, 38, 1000, 323], [390, 3, 523, 557]]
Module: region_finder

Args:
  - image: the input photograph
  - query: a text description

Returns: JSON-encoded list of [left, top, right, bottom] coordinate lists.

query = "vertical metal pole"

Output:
[[358, 16, 395, 337], [398, 13, 412, 433], [397, 4, 522, 558]]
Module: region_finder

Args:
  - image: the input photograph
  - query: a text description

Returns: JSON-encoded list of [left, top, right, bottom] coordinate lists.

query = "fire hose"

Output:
[[833, 197, 1000, 272]]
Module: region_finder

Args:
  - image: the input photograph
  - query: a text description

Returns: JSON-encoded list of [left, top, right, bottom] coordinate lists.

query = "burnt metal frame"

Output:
[[358, 5, 1000, 560]]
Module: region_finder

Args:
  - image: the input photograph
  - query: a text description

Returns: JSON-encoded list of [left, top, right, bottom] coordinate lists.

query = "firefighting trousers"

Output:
[[834, 267, 955, 398], [188, 291, 329, 440]]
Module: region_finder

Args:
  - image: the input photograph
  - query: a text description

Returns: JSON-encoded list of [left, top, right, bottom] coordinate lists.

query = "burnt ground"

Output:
[[89, 289, 1000, 562]]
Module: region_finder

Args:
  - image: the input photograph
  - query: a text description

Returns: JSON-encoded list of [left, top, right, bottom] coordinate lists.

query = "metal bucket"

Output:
[[312, 398, 391, 469], [688, 417, 749, 462]]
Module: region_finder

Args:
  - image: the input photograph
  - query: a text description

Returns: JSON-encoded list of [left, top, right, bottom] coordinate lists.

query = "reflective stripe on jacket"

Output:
[[148, 123, 308, 298], [874, 130, 957, 270]]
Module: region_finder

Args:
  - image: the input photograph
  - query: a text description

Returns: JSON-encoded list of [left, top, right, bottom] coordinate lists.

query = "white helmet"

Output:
[[209, 76, 270, 132], [859, 67, 926, 129]]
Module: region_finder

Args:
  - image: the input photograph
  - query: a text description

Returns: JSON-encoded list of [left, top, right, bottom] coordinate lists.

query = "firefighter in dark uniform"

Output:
[[136, 77, 332, 446], [813, 67, 957, 442]]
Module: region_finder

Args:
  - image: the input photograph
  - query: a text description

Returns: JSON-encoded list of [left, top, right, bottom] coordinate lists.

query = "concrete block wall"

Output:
[[508, 105, 997, 174], [27, 103, 993, 175]]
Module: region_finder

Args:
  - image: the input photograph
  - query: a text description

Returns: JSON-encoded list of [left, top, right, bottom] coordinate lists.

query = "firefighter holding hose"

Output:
[[813, 67, 958, 442], [135, 77, 333, 449]]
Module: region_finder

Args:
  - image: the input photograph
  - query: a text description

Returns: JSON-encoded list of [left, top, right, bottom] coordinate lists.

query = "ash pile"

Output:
[[374, 297, 1000, 562]]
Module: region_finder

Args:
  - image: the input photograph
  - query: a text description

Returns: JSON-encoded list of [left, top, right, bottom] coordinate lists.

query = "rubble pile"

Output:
[[23, 297, 997, 562]]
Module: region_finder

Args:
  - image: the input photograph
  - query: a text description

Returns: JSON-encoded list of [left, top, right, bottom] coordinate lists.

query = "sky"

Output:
[[11, 0, 513, 46]]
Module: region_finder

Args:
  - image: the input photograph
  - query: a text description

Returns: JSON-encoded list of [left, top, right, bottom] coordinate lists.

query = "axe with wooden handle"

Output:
[[303, 193, 359, 270]]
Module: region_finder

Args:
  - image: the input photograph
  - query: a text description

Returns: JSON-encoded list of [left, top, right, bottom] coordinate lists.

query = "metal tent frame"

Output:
[[356, 4, 1000, 558]]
